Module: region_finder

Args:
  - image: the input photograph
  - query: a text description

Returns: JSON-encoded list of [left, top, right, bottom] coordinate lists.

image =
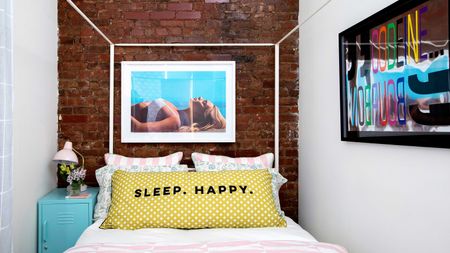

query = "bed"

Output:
[[66, 217, 347, 252], [67, 156, 348, 252]]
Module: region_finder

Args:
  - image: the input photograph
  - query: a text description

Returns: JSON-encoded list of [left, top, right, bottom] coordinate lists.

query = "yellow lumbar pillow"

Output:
[[100, 169, 286, 230]]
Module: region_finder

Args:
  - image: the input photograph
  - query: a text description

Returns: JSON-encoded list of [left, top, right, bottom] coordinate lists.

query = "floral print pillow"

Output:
[[192, 152, 274, 169]]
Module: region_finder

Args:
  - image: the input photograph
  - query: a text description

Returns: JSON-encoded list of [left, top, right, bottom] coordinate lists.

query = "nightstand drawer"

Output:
[[40, 203, 89, 253], [38, 187, 98, 253]]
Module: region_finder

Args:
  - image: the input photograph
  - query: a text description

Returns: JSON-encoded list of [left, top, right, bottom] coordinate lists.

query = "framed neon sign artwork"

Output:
[[339, 0, 450, 148]]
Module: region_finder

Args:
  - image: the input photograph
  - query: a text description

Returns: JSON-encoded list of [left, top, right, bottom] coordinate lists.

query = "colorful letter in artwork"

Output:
[[344, 0, 450, 132]]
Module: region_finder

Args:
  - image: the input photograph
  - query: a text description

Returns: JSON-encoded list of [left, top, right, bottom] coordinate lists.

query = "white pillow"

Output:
[[105, 152, 183, 167], [193, 161, 287, 217], [192, 152, 274, 169], [94, 164, 188, 220]]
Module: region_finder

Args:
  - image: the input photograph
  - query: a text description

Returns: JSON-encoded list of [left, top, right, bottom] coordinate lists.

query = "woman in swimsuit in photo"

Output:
[[131, 97, 226, 132]]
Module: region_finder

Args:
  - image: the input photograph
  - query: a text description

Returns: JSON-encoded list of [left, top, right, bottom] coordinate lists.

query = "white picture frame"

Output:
[[121, 61, 236, 143]]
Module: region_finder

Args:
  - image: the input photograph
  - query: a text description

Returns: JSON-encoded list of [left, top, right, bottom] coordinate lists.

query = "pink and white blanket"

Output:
[[65, 240, 348, 253]]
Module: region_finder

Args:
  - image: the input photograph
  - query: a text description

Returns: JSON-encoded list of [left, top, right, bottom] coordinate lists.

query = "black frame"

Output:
[[339, 0, 450, 148]]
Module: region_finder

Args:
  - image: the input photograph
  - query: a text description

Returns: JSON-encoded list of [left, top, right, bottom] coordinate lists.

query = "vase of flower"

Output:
[[61, 165, 86, 196], [67, 167, 86, 196], [70, 181, 81, 196]]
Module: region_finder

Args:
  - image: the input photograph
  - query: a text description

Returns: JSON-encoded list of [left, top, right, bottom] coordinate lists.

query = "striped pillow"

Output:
[[192, 152, 274, 170], [105, 152, 183, 167]]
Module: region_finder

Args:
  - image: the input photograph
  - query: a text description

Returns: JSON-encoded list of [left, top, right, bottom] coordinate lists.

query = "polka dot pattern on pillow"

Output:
[[100, 169, 286, 230], [193, 161, 287, 218], [94, 164, 189, 221]]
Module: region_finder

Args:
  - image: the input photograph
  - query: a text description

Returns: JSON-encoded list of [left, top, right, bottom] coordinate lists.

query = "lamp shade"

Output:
[[53, 141, 79, 164]]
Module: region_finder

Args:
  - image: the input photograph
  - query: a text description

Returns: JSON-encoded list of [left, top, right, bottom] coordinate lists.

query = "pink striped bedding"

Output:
[[65, 240, 348, 253], [104, 152, 183, 167]]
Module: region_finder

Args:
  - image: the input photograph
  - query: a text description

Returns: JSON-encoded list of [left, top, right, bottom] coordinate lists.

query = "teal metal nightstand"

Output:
[[38, 187, 98, 253]]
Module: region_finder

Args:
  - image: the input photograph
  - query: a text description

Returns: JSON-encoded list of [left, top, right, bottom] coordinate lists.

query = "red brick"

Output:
[[123, 11, 149, 20], [167, 3, 193, 11], [205, 0, 230, 3], [168, 27, 182, 35], [150, 11, 175, 20], [156, 28, 169, 36], [62, 115, 89, 123], [176, 11, 201, 20], [160, 20, 184, 27]]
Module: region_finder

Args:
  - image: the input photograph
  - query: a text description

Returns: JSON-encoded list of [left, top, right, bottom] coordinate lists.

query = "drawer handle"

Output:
[[43, 220, 48, 243]]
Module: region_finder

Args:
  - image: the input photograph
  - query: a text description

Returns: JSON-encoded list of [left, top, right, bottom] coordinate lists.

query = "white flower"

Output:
[[66, 167, 86, 184]]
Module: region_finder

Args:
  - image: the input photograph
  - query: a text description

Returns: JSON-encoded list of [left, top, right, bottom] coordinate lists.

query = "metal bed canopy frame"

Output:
[[66, 0, 328, 170]]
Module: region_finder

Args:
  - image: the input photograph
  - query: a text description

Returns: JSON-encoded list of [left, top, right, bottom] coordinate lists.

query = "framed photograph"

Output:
[[339, 0, 450, 148], [121, 61, 236, 143]]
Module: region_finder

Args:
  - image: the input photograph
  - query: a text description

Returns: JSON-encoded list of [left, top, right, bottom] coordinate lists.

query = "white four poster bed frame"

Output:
[[66, 0, 322, 171]]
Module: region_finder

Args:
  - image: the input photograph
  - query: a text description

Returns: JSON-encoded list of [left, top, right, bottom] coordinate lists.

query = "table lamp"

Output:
[[53, 141, 84, 167], [53, 141, 87, 193]]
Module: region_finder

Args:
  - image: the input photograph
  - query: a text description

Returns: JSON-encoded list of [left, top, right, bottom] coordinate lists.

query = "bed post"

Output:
[[109, 44, 115, 153], [275, 44, 280, 171]]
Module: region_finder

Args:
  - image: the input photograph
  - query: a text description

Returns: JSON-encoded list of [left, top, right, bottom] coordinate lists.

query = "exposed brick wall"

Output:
[[279, 30, 299, 219], [58, 0, 298, 220]]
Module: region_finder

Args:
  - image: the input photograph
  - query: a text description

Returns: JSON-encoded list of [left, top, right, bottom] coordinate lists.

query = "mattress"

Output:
[[68, 218, 348, 252], [76, 217, 317, 245]]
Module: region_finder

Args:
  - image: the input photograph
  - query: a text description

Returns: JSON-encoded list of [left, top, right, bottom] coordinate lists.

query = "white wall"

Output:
[[299, 1, 450, 253], [13, 0, 58, 252]]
